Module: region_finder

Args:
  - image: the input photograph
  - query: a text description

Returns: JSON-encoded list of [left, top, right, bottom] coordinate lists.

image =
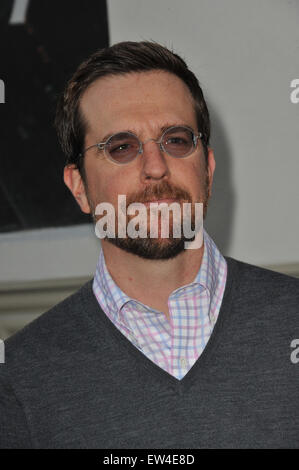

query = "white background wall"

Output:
[[0, 0, 298, 284]]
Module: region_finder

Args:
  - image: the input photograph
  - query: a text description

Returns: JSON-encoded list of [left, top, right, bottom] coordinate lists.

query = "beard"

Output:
[[107, 230, 186, 260], [88, 174, 210, 261]]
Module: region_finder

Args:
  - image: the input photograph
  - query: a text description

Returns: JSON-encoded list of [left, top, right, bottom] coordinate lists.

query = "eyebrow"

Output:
[[97, 123, 194, 144]]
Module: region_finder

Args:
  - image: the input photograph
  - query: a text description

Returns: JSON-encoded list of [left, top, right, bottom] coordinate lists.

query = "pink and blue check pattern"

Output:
[[93, 229, 227, 380]]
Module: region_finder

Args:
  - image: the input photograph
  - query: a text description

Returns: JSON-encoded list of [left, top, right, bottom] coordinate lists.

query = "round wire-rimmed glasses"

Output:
[[79, 125, 203, 165]]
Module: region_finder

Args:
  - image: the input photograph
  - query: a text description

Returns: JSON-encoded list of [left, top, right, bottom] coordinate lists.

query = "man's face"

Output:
[[66, 70, 215, 259]]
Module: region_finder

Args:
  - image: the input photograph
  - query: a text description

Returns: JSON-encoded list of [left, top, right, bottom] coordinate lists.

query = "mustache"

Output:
[[126, 181, 192, 206]]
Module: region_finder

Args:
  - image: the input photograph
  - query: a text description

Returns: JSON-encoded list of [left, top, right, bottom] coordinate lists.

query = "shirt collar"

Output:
[[172, 228, 219, 298], [95, 248, 131, 322]]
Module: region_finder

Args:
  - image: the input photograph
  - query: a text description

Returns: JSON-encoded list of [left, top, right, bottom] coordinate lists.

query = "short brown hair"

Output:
[[55, 41, 210, 174]]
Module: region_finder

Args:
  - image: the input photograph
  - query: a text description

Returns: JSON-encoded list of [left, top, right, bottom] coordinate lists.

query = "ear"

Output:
[[206, 147, 216, 196], [63, 164, 91, 214]]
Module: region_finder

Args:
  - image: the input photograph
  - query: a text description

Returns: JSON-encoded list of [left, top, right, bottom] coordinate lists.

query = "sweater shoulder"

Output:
[[3, 279, 95, 370], [225, 256, 299, 308], [227, 256, 299, 286]]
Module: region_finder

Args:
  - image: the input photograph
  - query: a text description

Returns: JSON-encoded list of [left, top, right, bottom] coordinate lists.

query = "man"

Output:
[[1, 41, 299, 449]]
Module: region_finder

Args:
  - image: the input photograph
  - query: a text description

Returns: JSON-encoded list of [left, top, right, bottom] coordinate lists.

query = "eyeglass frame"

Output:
[[78, 125, 203, 165]]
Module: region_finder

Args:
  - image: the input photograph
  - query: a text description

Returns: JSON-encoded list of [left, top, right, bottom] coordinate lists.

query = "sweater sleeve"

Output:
[[0, 374, 33, 449]]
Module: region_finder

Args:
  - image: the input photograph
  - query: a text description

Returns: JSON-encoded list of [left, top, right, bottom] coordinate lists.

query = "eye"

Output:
[[106, 132, 140, 162], [161, 127, 194, 157], [110, 143, 132, 155], [165, 136, 189, 146], [163, 127, 193, 145]]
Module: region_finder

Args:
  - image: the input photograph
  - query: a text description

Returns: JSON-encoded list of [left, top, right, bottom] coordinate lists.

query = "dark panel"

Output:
[[0, 180, 22, 232], [0, 0, 109, 232]]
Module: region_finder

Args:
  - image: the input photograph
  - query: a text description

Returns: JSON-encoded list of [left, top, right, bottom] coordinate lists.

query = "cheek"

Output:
[[86, 166, 132, 206], [185, 161, 207, 196], [83, 165, 107, 204]]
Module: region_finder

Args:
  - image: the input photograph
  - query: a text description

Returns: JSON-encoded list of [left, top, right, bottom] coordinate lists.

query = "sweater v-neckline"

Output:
[[84, 256, 238, 394]]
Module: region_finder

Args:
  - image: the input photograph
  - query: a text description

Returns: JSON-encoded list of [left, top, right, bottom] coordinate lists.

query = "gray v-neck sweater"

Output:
[[1, 257, 299, 449]]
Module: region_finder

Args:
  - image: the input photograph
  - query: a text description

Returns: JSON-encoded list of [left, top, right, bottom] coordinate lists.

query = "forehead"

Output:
[[80, 71, 197, 137]]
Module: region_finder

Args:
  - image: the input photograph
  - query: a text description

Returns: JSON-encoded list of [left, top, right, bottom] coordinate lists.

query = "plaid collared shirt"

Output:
[[92, 229, 227, 380]]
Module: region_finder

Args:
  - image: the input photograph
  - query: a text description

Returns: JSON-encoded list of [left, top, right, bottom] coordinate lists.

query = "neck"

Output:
[[101, 239, 205, 318]]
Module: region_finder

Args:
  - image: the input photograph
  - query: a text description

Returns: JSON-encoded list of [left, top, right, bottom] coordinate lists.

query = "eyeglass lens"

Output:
[[105, 127, 195, 163]]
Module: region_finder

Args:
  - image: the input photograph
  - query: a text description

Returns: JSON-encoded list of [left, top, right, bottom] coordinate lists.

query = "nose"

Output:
[[140, 139, 170, 182]]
